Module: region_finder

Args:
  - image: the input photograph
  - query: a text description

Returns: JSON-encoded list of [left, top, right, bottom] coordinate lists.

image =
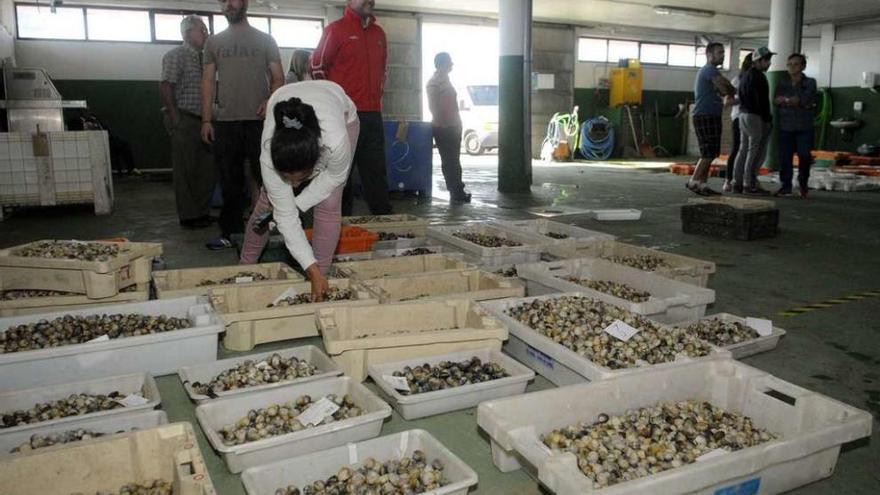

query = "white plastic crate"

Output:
[[195, 376, 392, 473], [153, 262, 304, 299], [515, 258, 715, 325], [549, 240, 716, 287], [494, 219, 616, 248], [240, 429, 478, 495], [684, 313, 787, 359], [333, 253, 471, 280], [0, 372, 160, 439], [367, 348, 535, 420], [480, 293, 730, 385], [178, 345, 342, 404], [477, 359, 873, 494], [0, 410, 167, 458], [0, 296, 224, 389], [360, 269, 524, 304], [428, 223, 547, 266]]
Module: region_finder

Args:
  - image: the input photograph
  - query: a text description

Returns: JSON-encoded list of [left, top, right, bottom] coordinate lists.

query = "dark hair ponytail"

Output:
[[270, 97, 322, 174]]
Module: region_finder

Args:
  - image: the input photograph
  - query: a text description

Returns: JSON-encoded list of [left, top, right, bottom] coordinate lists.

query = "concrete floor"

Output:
[[1, 155, 879, 494]]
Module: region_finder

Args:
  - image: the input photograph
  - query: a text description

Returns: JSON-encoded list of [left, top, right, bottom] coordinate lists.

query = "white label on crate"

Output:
[[297, 397, 339, 426], [745, 317, 773, 337], [234, 276, 254, 284], [384, 375, 410, 392], [603, 320, 640, 342], [696, 449, 729, 462], [348, 443, 358, 465], [86, 334, 110, 343], [116, 393, 149, 407], [272, 287, 298, 307]]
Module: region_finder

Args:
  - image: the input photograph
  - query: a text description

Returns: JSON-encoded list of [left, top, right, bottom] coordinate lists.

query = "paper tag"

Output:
[[603, 320, 641, 342], [116, 393, 149, 407], [348, 443, 358, 464], [384, 375, 410, 392], [745, 317, 773, 337], [255, 360, 269, 369], [234, 276, 254, 284], [297, 397, 340, 426], [87, 334, 110, 343], [696, 448, 729, 462], [272, 287, 298, 306]]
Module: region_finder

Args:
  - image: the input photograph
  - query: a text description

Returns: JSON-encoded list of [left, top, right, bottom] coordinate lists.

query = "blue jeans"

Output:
[[778, 129, 814, 192]]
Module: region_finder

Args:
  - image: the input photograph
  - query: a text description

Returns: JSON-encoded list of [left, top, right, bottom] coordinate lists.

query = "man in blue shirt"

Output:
[[689, 42, 736, 196], [774, 53, 817, 198]]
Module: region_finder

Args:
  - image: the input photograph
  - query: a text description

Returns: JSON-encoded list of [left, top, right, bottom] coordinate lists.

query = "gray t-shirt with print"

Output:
[[204, 25, 281, 121]]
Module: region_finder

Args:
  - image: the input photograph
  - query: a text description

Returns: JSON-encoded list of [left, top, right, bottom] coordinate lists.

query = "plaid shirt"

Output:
[[161, 43, 203, 115]]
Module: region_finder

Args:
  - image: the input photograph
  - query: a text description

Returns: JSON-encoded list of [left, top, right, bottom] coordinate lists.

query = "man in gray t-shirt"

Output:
[[201, 0, 283, 250]]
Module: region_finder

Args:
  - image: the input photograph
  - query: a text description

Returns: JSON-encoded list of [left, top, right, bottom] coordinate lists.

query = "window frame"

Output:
[[577, 36, 609, 63], [84, 6, 153, 43], [14, 3, 87, 42], [578, 35, 730, 70]]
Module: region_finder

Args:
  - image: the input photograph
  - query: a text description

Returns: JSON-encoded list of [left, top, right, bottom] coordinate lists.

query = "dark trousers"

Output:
[[433, 124, 466, 197], [342, 112, 392, 216], [213, 120, 263, 238], [726, 117, 741, 181], [779, 129, 814, 191], [165, 112, 215, 221]]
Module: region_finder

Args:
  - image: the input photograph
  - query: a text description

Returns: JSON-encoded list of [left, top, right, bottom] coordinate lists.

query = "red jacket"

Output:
[[310, 8, 387, 112]]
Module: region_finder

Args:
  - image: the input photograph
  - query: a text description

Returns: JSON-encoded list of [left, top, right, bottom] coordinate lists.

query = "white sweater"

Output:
[[261, 80, 358, 270]]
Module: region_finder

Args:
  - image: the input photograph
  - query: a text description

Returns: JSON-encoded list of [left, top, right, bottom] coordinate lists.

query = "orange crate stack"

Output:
[[306, 225, 379, 254]]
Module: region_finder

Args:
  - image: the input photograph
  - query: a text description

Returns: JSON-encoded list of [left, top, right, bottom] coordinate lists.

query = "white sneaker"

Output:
[[722, 180, 732, 192]]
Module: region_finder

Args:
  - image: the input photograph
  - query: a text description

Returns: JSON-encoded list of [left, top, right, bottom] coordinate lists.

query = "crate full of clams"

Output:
[[210, 279, 379, 352], [0, 296, 224, 389], [178, 345, 342, 404], [318, 299, 509, 381], [360, 269, 524, 304], [333, 252, 470, 279], [427, 223, 547, 266], [0, 286, 149, 317], [479, 294, 730, 387], [477, 359, 873, 494], [195, 376, 392, 473], [241, 429, 478, 495], [493, 219, 616, 248], [0, 240, 162, 299], [368, 347, 535, 420], [342, 214, 429, 233], [0, 422, 217, 495], [515, 258, 715, 325], [548, 240, 716, 288], [153, 262, 304, 299], [681, 313, 787, 359]]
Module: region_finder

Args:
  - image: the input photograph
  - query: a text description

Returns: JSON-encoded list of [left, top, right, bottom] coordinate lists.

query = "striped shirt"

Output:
[[161, 43, 203, 115]]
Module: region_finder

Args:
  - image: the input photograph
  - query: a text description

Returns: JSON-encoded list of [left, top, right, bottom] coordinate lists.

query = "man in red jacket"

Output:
[[311, 0, 392, 215]]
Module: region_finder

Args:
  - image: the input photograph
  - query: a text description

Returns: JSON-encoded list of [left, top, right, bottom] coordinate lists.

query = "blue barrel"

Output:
[[384, 121, 433, 198]]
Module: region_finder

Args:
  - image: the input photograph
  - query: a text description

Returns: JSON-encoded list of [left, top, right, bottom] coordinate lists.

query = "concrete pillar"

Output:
[[766, 0, 804, 170], [817, 23, 835, 88], [498, 0, 532, 192]]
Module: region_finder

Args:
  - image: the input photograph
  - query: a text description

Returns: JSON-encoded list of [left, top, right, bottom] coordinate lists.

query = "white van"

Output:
[[458, 84, 499, 155]]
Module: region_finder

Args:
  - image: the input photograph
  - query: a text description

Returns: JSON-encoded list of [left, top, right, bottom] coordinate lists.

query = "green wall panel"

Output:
[[825, 86, 880, 153]]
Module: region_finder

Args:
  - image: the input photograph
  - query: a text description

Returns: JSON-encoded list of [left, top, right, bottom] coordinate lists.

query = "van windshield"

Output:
[[467, 85, 498, 106]]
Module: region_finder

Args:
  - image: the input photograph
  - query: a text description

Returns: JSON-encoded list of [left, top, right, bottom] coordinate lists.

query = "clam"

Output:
[[197, 271, 269, 286], [267, 288, 355, 308], [1, 392, 128, 429], [561, 278, 651, 303], [389, 356, 509, 395], [15, 240, 120, 262], [685, 318, 760, 346], [377, 232, 416, 241], [603, 254, 671, 271], [452, 231, 522, 247], [395, 248, 436, 257], [191, 353, 319, 396]]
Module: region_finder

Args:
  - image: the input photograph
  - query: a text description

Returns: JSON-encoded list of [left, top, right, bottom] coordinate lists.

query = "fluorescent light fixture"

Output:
[[653, 5, 716, 18]]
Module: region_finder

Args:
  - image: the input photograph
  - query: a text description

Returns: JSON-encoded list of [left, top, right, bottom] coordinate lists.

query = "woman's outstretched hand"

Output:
[[306, 263, 330, 302]]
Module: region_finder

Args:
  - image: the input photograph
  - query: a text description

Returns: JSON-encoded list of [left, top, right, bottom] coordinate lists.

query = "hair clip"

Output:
[[282, 115, 303, 130]]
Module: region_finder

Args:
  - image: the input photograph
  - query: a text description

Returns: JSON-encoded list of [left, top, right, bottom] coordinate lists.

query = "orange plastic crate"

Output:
[[306, 225, 378, 254]]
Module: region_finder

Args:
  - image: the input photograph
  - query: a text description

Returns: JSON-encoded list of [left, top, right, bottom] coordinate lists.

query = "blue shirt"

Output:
[[693, 64, 723, 116], [775, 75, 817, 132]]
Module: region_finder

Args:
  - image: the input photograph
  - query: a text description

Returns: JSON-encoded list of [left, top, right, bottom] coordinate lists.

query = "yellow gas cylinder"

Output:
[[610, 64, 643, 107]]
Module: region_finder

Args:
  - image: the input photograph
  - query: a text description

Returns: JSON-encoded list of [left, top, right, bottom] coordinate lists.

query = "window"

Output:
[[695, 46, 707, 67], [213, 15, 269, 34], [271, 18, 323, 48], [15, 4, 85, 40], [155, 13, 209, 42], [668, 44, 697, 66], [640, 43, 668, 64], [578, 38, 608, 62], [739, 49, 753, 68], [608, 40, 639, 63], [86, 8, 151, 42]]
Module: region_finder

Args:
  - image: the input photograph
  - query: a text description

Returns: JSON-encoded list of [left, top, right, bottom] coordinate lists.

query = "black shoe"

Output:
[[205, 237, 233, 250], [180, 216, 213, 229], [744, 186, 771, 196], [774, 188, 793, 197], [450, 192, 472, 203]]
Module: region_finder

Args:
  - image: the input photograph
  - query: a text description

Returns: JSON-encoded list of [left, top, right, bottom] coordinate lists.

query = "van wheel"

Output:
[[464, 131, 484, 156]]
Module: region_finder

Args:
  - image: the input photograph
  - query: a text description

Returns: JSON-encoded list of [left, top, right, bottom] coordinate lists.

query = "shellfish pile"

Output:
[[197, 271, 268, 286], [191, 353, 319, 396], [452, 232, 522, 248], [15, 240, 120, 261], [546, 232, 570, 239], [219, 394, 364, 446], [274, 451, 448, 495], [0, 289, 70, 300], [542, 400, 776, 489], [396, 248, 436, 257], [12, 428, 107, 453], [73, 480, 173, 495], [0, 314, 192, 353], [347, 216, 397, 224], [505, 296, 713, 369], [685, 318, 760, 346], [378, 232, 416, 241], [494, 266, 518, 278], [1, 392, 127, 428], [268, 288, 355, 307], [561, 278, 651, 303], [388, 356, 509, 395], [604, 254, 671, 272]]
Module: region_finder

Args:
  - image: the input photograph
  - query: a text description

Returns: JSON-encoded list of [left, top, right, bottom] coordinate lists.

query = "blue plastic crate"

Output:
[[384, 121, 433, 198]]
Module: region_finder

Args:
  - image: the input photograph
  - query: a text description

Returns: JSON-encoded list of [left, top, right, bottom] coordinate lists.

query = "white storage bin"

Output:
[[477, 358, 873, 494], [360, 269, 524, 304], [684, 313, 787, 359], [515, 258, 715, 325], [333, 253, 471, 280], [0, 296, 224, 389], [0, 410, 167, 458], [494, 219, 615, 247], [0, 372, 160, 439], [371, 236, 430, 251], [153, 262, 304, 299], [428, 223, 547, 266], [178, 345, 342, 404], [241, 429, 478, 495], [195, 376, 392, 473], [480, 294, 730, 385], [367, 348, 535, 419]]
